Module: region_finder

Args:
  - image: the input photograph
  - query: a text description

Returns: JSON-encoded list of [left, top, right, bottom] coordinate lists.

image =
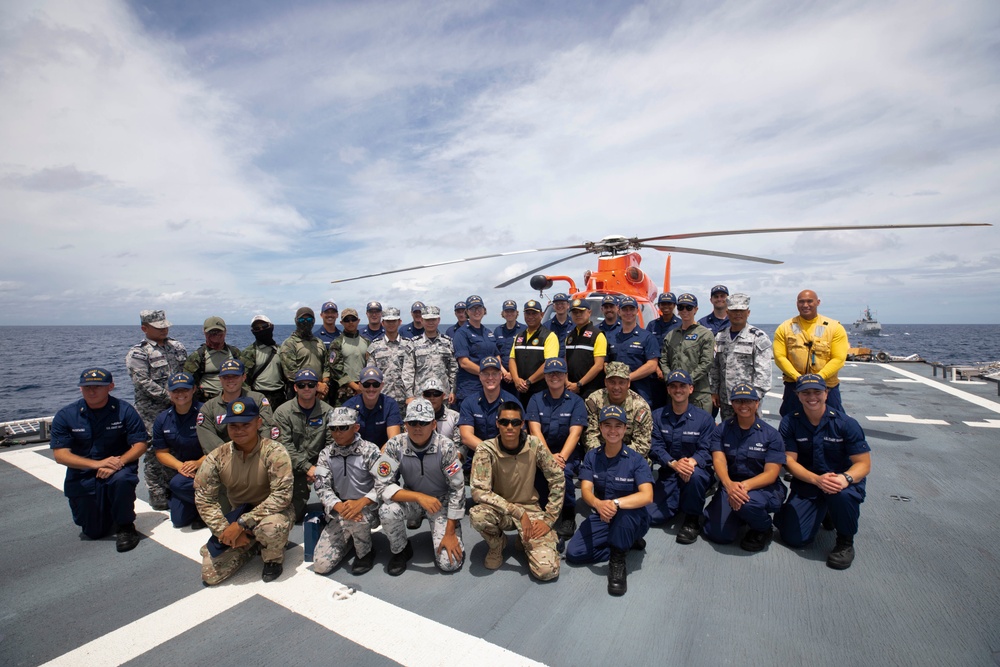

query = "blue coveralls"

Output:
[[775, 409, 869, 546], [452, 324, 500, 403], [607, 326, 660, 404], [703, 418, 787, 544], [457, 388, 519, 474], [525, 390, 588, 513], [647, 404, 715, 525], [49, 397, 148, 538], [566, 445, 653, 564], [343, 394, 402, 448], [151, 402, 204, 527]]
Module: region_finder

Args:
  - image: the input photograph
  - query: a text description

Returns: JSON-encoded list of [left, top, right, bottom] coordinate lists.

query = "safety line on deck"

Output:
[[0, 448, 545, 667], [879, 364, 1000, 415]]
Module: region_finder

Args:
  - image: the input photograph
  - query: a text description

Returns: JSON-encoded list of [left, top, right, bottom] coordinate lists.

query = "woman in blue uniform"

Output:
[[152, 372, 206, 529]]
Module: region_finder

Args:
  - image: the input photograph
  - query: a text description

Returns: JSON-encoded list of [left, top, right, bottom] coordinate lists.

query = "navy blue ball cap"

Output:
[[410, 301, 425, 313], [465, 295, 485, 308], [619, 296, 638, 308], [730, 384, 760, 401], [666, 369, 693, 386], [796, 374, 828, 392], [366, 301, 382, 313], [601, 295, 618, 306], [79, 368, 113, 386], [677, 293, 698, 307], [479, 356, 502, 371], [294, 369, 319, 383], [711, 284, 730, 296], [657, 292, 677, 305], [599, 405, 627, 423], [552, 293, 570, 302], [218, 359, 245, 376], [321, 301, 338, 313], [523, 300, 543, 312], [570, 298, 590, 311], [502, 299, 517, 311], [222, 397, 260, 424], [167, 372, 195, 391], [543, 358, 568, 374], [360, 366, 384, 383], [454, 301, 467, 310]]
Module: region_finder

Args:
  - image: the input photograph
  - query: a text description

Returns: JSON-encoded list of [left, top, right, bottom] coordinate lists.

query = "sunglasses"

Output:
[[342, 316, 359, 323], [295, 382, 317, 389], [422, 390, 444, 398], [497, 418, 523, 427], [405, 420, 433, 427], [296, 317, 315, 324], [677, 304, 696, 311], [361, 381, 382, 389], [251, 326, 270, 333], [329, 424, 353, 432]]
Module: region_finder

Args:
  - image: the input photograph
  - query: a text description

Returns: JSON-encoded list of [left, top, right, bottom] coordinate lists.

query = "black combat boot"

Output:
[[827, 534, 855, 570], [676, 514, 701, 545], [116, 523, 140, 552], [607, 548, 628, 597]]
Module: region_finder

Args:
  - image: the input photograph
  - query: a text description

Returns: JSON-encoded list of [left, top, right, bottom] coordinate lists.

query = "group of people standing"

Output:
[[47, 286, 870, 597]]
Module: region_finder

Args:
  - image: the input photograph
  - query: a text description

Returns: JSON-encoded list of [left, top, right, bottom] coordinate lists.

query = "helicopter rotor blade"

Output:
[[493, 251, 594, 289], [331, 243, 588, 284], [643, 245, 783, 265], [638, 222, 991, 244]]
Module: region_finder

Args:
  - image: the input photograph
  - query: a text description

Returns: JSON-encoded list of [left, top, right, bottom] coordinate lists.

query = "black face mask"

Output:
[[296, 321, 314, 338], [252, 325, 276, 346]]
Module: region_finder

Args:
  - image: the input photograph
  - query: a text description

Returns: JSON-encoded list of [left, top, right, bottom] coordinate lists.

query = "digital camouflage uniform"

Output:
[[402, 334, 458, 399], [470, 434, 564, 581], [583, 389, 653, 462], [329, 334, 369, 405], [272, 397, 334, 520], [196, 391, 275, 454], [373, 431, 466, 571], [312, 434, 381, 574], [660, 324, 715, 413], [194, 438, 294, 585], [125, 336, 188, 508], [710, 325, 773, 421], [366, 336, 415, 404]]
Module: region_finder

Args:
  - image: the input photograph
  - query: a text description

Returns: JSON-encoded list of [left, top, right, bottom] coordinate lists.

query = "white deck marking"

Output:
[[866, 413, 949, 425], [838, 377, 865, 382], [0, 448, 544, 667], [880, 364, 1000, 415], [884, 378, 921, 383], [964, 419, 1000, 429]]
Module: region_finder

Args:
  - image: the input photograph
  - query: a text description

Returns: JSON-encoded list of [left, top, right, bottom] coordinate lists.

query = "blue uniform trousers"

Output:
[[775, 483, 865, 546], [566, 506, 650, 564], [647, 466, 712, 525], [168, 473, 199, 528], [67, 466, 139, 539], [703, 483, 786, 544], [534, 453, 580, 514], [780, 382, 843, 416]]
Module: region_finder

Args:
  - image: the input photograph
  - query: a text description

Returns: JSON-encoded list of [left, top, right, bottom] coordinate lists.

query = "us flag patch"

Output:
[[445, 460, 461, 477], [216, 415, 225, 425], [196, 413, 204, 425], [271, 427, 280, 439]]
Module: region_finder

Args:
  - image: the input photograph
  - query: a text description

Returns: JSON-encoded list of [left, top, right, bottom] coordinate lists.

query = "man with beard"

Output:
[[279, 307, 330, 401], [184, 316, 242, 401], [402, 301, 425, 340], [242, 315, 288, 410]]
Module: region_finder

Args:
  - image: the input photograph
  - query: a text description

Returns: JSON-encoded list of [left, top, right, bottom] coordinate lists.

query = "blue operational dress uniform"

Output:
[[494, 320, 525, 395], [452, 324, 500, 403], [342, 394, 402, 448], [647, 404, 715, 525], [698, 313, 730, 335], [566, 444, 653, 563], [607, 326, 660, 404], [50, 396, 148, 538], [151, 401, 205, 527], [546, 316, 574, 356], [703, 417, 787, 544], [775, 408, 870, 546], [526, 389, 588, 512], [458, 387, 519, 473], [647, 315, 681, 339], [315, 326, 341, 348]]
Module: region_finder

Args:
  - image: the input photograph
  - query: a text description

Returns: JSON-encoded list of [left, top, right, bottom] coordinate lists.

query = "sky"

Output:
[[1, 0, 998, 326]]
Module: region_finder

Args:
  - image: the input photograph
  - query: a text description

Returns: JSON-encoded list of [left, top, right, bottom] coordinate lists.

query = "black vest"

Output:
[[565, 324, 604, 396], [513, 325, 551, 393]]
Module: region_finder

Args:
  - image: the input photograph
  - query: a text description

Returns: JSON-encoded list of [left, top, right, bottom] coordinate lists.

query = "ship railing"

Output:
[[1, 417, 54, 445]]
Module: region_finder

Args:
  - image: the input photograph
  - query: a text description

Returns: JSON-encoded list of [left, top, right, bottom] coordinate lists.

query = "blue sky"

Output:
[[1, 0, 998, 326]]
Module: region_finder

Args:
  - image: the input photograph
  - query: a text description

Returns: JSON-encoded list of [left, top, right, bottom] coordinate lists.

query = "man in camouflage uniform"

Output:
[[373, 399, 465, 576], [184, 316, 243, 401], [709, 293, 773, 421], [125, 309, 187, 510], [422, 378, 461, 448], [312, 407, 381, 575], [194, 397, 294, 584], [196, 359, 275, 455], [660, 293, 714, 413], [242, 315, 287, 410], [329, 307, 369, 405], [470, 401, 563, 581], [401, 305, 457, 404], [366, 306, 414, 404], [272, 369, 334, 521], [279, 307, 331, 401], [583, 362, 653, 462]]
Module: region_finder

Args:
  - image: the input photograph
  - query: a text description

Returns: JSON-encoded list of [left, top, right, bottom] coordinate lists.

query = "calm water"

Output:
[[1, 323, 998, 423]]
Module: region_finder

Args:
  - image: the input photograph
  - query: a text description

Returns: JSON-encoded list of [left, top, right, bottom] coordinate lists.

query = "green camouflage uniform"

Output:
[[329, 333, 369, 404], [196, 391, 276, 454], [469, 434, 563, 581], [183, 344, 242, 400], [194, 438, 294, 585], [583, 389, 653, 462], [660, 323, 715, 413], [272, 398, 334, 520], [278, 331, 329, 384]]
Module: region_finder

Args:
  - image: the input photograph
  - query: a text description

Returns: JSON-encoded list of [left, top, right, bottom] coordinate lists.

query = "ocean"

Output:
[[2, 323, 998, 423]]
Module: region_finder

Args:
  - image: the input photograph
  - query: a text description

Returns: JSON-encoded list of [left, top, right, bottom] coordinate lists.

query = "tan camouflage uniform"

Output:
[[272, 398, 334, 521], [402, 334, 458, 399], [583, 389, 653, 462], [710, 325, 773, 421], [194, 438, 293, 585], [469, 434, 564, 581], [366, 336, 415, 404]]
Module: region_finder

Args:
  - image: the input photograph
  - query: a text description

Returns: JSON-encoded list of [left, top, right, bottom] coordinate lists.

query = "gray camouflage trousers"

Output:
[[313, 504, 379, 575], [138, 404, 172, 509], [200, 506, 294, 585], [469, 504, 560, 581], [379, 498, 464, 571]]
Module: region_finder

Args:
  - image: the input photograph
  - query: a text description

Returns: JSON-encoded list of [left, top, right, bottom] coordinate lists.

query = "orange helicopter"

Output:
[[332, 223, 990, 327]]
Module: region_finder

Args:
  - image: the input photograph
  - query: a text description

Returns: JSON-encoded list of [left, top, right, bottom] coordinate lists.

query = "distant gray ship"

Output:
[[853, 306, 882, 335]]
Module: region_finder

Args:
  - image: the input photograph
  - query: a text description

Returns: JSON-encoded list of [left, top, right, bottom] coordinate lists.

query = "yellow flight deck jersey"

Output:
[[773, 314, 848, 387]]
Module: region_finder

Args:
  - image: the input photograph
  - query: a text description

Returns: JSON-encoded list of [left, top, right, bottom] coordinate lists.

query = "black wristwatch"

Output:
[[842, 473, 854, 485]]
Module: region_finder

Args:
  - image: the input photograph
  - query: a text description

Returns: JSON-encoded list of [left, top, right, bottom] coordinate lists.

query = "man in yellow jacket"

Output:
[[773, 290, 848, 416]]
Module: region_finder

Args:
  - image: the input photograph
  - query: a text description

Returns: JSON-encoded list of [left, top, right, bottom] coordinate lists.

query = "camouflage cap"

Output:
[[604, 361, 631, 380], [657, 292, 677, 305], [167, 372, 195, 390], [218, 359, 245, 376], [543, 358, 568, 374], [599, 405, 627, 423], [341, 308, 359, 320], [423, 305, 441, 319], [405, 399, 436, 423], [676, 293, 698, 307], [140, 310, 170, 328], [421, 377, 446, 394], [294, 369, 319, 383], [222, 397, 259, 423], [203, 316, 226, 332], [410, 301, 425, 313], [727, 293, 750, 310], [666, 369, 693, 386], [730, 383, 760, 401], [382, 306, 402, 321], [78, 368, 113, 386], [360, 366, 384, 383], [327, 407, 358, 427], [796, 374, 827, 392]]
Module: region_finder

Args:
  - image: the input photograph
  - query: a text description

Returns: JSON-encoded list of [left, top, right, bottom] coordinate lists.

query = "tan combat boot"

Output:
[[484, 533, 507, 569]]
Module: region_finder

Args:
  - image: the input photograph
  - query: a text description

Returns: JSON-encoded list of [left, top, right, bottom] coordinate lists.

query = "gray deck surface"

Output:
[[2, 362, 999, 667]]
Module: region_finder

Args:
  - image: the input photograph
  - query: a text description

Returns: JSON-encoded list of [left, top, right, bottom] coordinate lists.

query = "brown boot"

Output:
[[484, 533, 507, 569]]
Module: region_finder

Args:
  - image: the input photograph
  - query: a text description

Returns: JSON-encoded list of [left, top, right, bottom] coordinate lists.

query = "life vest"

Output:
[[513, 325, 551, 392], [565, 324, 604, 395]]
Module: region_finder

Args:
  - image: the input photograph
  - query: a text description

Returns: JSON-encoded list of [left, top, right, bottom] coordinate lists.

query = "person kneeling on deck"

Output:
[[312, 407, 381, 576], [647, 370, 714, 544], [374, 399, 465, 576], [152, 372, 206, 530], [566, 406, 653, 596], [470, 401, 563, 580], [194, 397, 294, 585], [775, 375, 871, 570], [703, 385, 786, 552], [50, 368, 149, 552]]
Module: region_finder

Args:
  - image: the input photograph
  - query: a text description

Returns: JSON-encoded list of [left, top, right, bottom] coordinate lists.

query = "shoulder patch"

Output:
[[271, 426, 280, 439], [215, 415, 225, 425], [445, 459, 462, 477], [371, 453, 399, 480], [196, 413, 204, 425]]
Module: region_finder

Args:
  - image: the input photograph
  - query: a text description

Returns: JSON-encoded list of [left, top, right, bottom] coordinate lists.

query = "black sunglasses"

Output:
[[361, 381, 382, 389], [677, 304, 695, 311], [405, 420, 433, 427], [295, 382, 317, 389], [296, 316, 315, 324], [497, 418, 523, 427], [329, 424, 353, 432], [342, 316, 359, 323], [423, 390, 444, 398]]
